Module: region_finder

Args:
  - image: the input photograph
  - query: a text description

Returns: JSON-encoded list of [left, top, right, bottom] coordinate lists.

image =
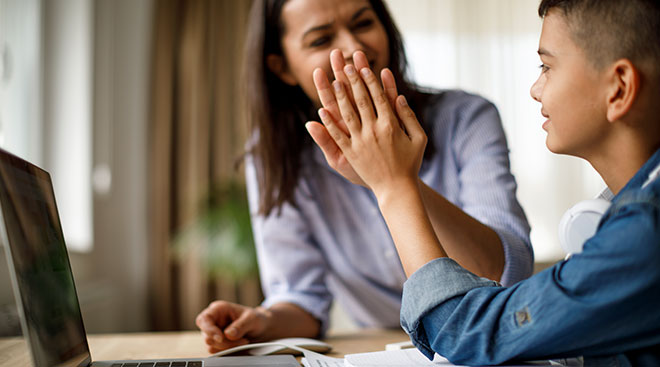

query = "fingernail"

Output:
[[345, 65, 356, 75], [360, 68, 370, 78], [399, 95, 408, 106], [319, 109, 329, 119], [226, 328, 237, 338], [333, 81, 341, 92], [214, 334, 223, 342]]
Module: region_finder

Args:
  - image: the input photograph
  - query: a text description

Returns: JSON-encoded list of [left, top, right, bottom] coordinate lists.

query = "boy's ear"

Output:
[[606, 59, 640, 123], [266, 54, 297, 86]]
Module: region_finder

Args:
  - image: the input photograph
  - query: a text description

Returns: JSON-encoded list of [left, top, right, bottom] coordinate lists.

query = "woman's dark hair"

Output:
[[244, 0, 433, 216]]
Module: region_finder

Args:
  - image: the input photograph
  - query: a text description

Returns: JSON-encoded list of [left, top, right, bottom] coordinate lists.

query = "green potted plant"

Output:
[[172, 181, 258, 284]]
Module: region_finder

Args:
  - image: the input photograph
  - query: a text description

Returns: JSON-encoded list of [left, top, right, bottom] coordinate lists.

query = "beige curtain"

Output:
[[148, 0, 259, 331]]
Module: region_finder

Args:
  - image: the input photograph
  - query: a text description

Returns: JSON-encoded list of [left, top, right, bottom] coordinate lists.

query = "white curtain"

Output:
[[386, 0, 605, 262]]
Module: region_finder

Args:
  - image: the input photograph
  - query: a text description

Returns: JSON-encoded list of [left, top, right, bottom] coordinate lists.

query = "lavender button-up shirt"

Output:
[[245, 90, 533, 333]]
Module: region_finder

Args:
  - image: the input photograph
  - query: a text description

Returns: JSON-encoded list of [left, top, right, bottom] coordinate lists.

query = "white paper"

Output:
[[343, 348, 575, 367], [344, 349, 459, 366], [300, 349, 345, 367]]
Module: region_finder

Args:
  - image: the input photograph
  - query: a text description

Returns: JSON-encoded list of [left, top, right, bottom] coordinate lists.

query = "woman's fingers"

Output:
[[330, 49, 347, 82], [395, 95, 425, 143], [343, 64, 376, 128], [306, 121, 344, 167], [352, 50, 370, 71], [331, 74, 364, 135], [330, 49, 355, 104], [381, 68, 398, 108], [318, 106, 352, 152], [313, 68, 348, 134]]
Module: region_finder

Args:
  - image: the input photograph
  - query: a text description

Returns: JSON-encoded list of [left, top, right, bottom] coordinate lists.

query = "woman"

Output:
[[196, 0, 532, 352]]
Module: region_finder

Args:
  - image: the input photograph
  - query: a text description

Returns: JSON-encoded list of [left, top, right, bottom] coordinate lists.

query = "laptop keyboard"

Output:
[[111, 362, 203, 367]]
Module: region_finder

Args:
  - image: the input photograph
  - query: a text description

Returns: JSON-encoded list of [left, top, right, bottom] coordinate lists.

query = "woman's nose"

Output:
[[337, 31, 363, 62]]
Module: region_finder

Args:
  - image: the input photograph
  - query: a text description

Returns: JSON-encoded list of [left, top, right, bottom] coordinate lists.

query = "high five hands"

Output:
[[306, 49, 427, 201]]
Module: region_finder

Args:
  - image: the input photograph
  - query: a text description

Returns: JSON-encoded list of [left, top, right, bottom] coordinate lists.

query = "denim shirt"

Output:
[[401, 148, 660, 366], [247, 90, 533, 334]]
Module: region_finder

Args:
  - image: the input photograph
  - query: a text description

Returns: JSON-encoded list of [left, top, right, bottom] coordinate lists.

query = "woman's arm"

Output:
[[418, 182, 504, 281]]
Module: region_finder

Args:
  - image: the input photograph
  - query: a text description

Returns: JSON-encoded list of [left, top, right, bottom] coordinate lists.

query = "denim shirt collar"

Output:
[[611, 147, 660, 204]]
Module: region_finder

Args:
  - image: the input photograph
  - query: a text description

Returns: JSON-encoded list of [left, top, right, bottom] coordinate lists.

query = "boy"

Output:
[[306, 0, 660, 365]]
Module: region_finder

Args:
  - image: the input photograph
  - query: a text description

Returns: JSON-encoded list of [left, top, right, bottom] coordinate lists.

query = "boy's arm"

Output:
[[401, 198, 660, 365]]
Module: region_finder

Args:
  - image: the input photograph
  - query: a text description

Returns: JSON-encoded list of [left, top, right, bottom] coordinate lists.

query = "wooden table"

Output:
[[0, 328, 409, 366]]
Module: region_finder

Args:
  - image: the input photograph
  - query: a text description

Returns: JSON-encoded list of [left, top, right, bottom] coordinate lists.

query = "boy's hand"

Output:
[[308, 51, 427, 201], [195, 301, 269, 353]]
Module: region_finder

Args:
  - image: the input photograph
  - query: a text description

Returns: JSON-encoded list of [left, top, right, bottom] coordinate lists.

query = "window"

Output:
[[0, 0, 93, 252]]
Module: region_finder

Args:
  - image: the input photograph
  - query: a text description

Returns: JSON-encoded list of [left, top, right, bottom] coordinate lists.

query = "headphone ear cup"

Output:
[[559, 198, 611, 255]]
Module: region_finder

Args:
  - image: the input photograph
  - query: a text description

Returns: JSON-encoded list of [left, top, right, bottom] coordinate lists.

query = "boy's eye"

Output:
[[539, 64, 550, 73]]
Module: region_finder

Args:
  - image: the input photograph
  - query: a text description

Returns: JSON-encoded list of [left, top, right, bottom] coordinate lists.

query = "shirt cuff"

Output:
[[495, 228, 534, 286], [261, 293, 331, 336], [400, 258, 499, 358]]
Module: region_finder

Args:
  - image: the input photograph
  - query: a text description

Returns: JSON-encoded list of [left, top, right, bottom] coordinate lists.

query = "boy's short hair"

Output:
[[538, 0, 660, 78]]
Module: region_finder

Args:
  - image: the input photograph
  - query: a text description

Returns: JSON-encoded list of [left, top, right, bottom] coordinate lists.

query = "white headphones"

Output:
[[558, 195, 611, 257], [558, 162, 660, 258]]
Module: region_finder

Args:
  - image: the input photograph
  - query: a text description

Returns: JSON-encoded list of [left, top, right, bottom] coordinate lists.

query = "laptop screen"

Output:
[[0, 150, 90, 367]]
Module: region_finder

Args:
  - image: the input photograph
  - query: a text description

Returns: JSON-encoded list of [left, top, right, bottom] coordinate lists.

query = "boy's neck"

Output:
[[588, 129, 660, 195]]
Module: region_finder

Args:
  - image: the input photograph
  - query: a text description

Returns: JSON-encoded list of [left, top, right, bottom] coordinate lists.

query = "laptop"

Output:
[[0, 148, 298, 367]]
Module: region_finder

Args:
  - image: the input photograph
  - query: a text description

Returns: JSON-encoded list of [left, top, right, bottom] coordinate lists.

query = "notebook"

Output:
[[0, 148, 298, 367], [303, 348, 576, 367]]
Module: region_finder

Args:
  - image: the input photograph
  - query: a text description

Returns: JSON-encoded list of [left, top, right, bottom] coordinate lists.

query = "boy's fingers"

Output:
[[359, 67, 393, 124], [343, 64, 376, 127], [313, 68, 348, 134], [381, 68, 398, 109]]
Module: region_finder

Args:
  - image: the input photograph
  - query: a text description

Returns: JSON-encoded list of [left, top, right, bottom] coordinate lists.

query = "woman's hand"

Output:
[[308, 51, 427, 202], [195, 301, 269, 353], [307, 50, 370, 187]]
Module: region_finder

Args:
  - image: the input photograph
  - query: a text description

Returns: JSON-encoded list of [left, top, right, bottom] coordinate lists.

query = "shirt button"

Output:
[[385, 249, 396, 258]]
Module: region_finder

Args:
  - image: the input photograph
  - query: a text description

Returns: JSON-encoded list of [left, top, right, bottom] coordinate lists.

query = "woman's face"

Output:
[[268, 0, 390, 107]]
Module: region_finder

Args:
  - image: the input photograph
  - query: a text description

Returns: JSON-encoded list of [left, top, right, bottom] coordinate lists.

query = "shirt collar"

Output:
[[613, 147, 660, 200]]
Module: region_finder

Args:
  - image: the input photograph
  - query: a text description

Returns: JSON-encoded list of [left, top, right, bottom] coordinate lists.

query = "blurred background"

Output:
[[0, 0, 604, 336]]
